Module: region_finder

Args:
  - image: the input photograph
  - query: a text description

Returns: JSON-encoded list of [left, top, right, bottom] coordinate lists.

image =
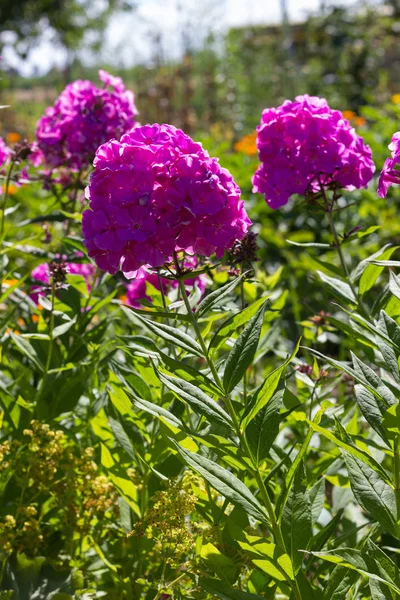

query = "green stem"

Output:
[[176, 275, 302, 600], [36, 280, 56, 402], [153, 561, 167, 600], [0, 159, 14, 242], [394, 436, 400, 521]]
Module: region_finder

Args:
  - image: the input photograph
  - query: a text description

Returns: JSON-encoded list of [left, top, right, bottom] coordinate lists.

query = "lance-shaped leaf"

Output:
[[354, 384, 388, 443], [307, 348, 394, 408], [209, 295, 270, 353], [323, 566, 359, 600], [197, 274, 246, 318], [171, 440, 268, 524], [342, 451, 398, 537], [245, 390, 283, 465], [281, 462, 312, 575], [359, 246, 399, 295], [317, 271, 356, 303], [223, 301, 268, 393], [158, 370, 232, 428], [307, 420, 391, 484], [311, 548, 400, 595], [241, 339, 300, 431], [122, 305, 203, 357]]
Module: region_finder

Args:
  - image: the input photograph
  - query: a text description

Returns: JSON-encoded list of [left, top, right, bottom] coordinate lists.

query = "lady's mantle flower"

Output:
[[252, 94, 375, 209], [378, 132, 400, 197], [83, 124, 251, 277], [36, 70, 137, 171]]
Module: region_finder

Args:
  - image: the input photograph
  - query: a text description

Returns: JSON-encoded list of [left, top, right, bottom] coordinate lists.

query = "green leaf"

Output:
[[307, 420, 391, 484], [197, 274, 245, 318], [359, 246, 399, 296], [310, 509, 344, 553], [281, 462, 312, 574], [52, 316, 77, 338], [157, 350, 222, 396], [312, 548, 400, 595], [223, 301, 268, 393], [342, 451, 398, 537], [307, 348, 394, 409], [200, 542, 238, 584], [389, 271, 400, 301], [171, 440, 268, 524], [323, 566, 359, 600], [158, 370, 232, 428], [209, 295, 270, 353], [354, 384, 388, 443], [199, 578, 266, 600], [241, 339, 300, 431], [382, 403, 400, 441], [245, 390, 283, 465], [122, 306, 203, 357], [317, 271, 355, 303], [10, 332, 44, 372], [109, 417, 137, 460], [351, 352, 395, 407], [277, 406, 326, 518], [309, 479, 325, 526], [236, 533, 294, 582]]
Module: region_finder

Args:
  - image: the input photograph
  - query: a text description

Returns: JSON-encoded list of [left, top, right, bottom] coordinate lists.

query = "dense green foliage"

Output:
[[0, 92, 400, 600]]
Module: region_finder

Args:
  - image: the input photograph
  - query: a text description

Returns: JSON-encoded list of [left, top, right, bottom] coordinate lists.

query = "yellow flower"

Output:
[[234, 131, 258, 155], [392, 94, 400, 104]]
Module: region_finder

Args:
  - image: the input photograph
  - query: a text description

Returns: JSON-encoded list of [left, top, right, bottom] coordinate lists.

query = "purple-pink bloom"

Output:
[[378, 132, 400, 197], [0, 137, 11, 169], [31, 261, 96, 303], [83, 124, 251, 277], [252, 95, 375, 209], [124, 259, 207, 308], [36, 70, 137, 172]]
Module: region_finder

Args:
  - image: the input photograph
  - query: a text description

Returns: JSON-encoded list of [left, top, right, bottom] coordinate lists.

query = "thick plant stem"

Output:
[[177, 277, 302, 600]]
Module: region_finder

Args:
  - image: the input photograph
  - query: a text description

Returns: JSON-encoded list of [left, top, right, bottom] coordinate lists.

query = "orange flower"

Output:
[[8, 184, 18, 196], [6, 132, 21, 144], [234, 131, 258, 155], [342, 110, 365, 128], [32, 315, 40, 323], [342, 110, 356, 120], [2, 279, 19, 287]]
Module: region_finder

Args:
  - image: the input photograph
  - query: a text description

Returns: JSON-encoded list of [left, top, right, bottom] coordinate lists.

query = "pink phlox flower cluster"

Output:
[[124, 258, 207, 307], [82, 123, 251, 277], [378, 132, 400, 197], [36, 70, 138, 171], [252, 94, 375, 209], [31, 261, 96, 303]]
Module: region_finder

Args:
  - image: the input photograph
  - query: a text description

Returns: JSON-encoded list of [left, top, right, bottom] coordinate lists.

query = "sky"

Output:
[[2, 0, 358, 77]]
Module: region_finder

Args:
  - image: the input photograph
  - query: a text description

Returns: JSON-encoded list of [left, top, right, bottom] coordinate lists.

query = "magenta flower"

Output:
[[378, 132, 400, 197], [82, 124, 251, 277], [31, 261, 96, 303], [252, 95, 375, 209], [124, 259, 207, 308], [36, 70, 137, 172], [0, 137, 11, 169]]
